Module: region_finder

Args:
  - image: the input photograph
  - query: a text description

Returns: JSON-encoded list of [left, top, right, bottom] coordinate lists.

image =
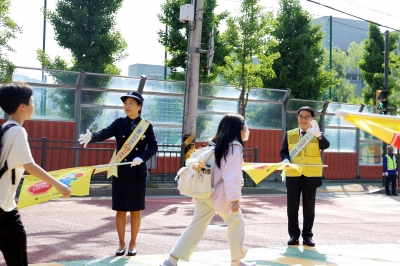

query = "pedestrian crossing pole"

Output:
[[181, 0, 204, 163]]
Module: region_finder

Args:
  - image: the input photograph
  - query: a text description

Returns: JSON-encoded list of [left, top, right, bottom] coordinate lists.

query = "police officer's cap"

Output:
[[120, 91, 144, 105], [388, 145, 394, 150]]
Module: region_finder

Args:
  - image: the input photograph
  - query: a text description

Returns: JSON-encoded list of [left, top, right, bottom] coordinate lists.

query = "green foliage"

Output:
[[157, 0, 228, 83], [246, 102, 282, 129], [36, 0, 127, 131], [347, 41, 364, 71], [388, 47, 400, 110], [45, 0, 127, 73], [360, 23, 399, 105], [0, 0, 21, 83], [264, 0, 334, 100], [322, 47, 358, 103], [218, 0, 280, 118], [157, 0, 227, 137]]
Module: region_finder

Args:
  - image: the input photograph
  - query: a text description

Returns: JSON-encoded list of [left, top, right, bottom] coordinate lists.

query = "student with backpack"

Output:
[[0, 82, 72, 266], [161, 113, 256, 266]]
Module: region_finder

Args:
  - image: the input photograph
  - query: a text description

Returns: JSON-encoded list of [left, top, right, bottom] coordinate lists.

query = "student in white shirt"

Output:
[[0, 82, 71, 266], [161, 113, 255, 266]]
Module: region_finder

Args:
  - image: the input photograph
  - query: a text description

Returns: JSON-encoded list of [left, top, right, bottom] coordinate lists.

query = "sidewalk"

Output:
[[21, 191, 400, 266], [36, 244, 400, 266], [88, 180, 385, 197]]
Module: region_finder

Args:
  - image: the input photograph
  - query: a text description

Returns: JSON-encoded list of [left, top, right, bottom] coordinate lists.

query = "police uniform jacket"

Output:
[[90, 116, 158, 178]]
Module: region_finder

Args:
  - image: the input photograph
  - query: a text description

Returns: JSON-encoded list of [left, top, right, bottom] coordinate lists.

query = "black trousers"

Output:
[[287, 175, 317, 239], [385, 174, 397, 195], [0, 208, 27, 266]]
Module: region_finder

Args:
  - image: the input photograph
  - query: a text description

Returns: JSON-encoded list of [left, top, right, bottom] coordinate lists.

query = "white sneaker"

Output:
[[160, 259, 176, 266]]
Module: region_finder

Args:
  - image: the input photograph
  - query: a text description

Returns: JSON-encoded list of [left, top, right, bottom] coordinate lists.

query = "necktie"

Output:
[[301, 131, 306, 137], [131, 121, 137, 130]]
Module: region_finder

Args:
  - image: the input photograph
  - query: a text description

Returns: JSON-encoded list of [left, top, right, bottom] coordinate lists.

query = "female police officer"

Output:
[[78, 91, 158, 256]]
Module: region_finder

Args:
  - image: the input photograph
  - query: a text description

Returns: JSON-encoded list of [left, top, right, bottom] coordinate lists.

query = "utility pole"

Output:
[[329, 16, 332, 100], [164, 0, 168, 80], [181, 0, 204, 161], [41, 0, 47, 116], [164, 24, 168, 80], [382, 30, 390, 154]]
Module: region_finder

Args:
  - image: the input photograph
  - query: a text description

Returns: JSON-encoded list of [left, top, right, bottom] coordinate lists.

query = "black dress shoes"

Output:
[[115, 246, 126, 256], [287, 237, 299, 245], [127, 248, 137, 256], [392, 193, 398, 196], [303, 237, 315, 247]]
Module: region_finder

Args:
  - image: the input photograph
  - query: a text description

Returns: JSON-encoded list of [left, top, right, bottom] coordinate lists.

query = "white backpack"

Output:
[[175, 141, 242, 199]]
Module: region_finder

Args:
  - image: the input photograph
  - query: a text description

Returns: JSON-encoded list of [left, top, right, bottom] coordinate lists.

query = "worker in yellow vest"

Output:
[[280, 106, 330, 247], [383, 145, 398, 196]]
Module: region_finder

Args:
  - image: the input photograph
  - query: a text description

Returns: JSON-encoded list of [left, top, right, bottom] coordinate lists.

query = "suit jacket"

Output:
[[280, 129, 330, 189], [90, 116, 158, 178]]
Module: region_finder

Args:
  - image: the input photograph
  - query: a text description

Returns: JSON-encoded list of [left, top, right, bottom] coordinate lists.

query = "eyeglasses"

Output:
[[298, 115, 312, 120]]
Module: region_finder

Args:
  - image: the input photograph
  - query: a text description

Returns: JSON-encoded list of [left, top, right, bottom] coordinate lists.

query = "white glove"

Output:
[[131, 157, 143, 167], [282, 159, 290, 164], [384, 172, 388, 177], [308, 120, 321, 138], [78, 129, 92, 148]]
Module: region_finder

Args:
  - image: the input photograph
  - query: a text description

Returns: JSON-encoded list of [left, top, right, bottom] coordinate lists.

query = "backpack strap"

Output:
[[231, 140, 243, 148], [0, 123, 18, 184], [0, 161, 8, 180], [1, 123, 17, 133]]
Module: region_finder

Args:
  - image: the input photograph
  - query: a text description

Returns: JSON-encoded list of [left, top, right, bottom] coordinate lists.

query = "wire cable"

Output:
[[318, 16, 368, 32], [304, 0, 400, 31], [341, 0, 399, 20]]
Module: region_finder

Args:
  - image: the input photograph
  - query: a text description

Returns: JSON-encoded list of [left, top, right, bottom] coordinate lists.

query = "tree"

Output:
[[37, 0, 127, 131], [0, 0, 21, 82], [218, 0, 280, 118], [323, 47, 358, 103], [264, 0, 333, 100], [386, 45, 400, 110], [157, 0, 228, 83], [157, 0, 229, 138], [347, 41, 364, 72], [360, 23, 399, 105]]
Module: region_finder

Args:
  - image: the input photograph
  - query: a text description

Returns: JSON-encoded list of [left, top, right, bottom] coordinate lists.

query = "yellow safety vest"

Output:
[[286, 128, 323, 177], [386, 154, 397, 170]]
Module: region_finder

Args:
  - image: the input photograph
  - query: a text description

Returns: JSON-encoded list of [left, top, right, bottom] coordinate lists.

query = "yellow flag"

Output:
[[18, 166, 94, 209], [336, 110, 400, 149], [242, 163, 305, 184]]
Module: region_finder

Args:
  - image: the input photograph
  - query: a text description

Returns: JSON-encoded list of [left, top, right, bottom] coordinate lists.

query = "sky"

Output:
[[7, 0, 400, 77]]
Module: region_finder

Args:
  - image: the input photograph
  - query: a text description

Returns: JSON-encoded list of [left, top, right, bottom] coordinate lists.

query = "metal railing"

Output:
[[28, 138, 259, 187]]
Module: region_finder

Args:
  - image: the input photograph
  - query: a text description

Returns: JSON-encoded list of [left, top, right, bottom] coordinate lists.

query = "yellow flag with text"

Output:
[[18, 166, 94, 209]]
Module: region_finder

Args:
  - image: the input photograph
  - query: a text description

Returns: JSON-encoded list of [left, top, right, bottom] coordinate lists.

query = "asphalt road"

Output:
[[1, 190, 400, 265]]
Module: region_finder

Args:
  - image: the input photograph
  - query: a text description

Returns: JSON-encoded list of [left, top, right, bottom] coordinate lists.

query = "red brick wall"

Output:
[[359, 165, 382, 179], [247, 129, 283, 163], [0, 119, 76, 140], [324, 153, 357, 180], [0, 119, 383, 179]]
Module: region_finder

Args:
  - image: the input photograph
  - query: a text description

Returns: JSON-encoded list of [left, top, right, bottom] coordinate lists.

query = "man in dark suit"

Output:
[[280, 106, 330, 247]]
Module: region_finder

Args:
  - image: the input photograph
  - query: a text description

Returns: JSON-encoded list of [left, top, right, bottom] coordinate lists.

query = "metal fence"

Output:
[[29, 138, 259, 187]]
